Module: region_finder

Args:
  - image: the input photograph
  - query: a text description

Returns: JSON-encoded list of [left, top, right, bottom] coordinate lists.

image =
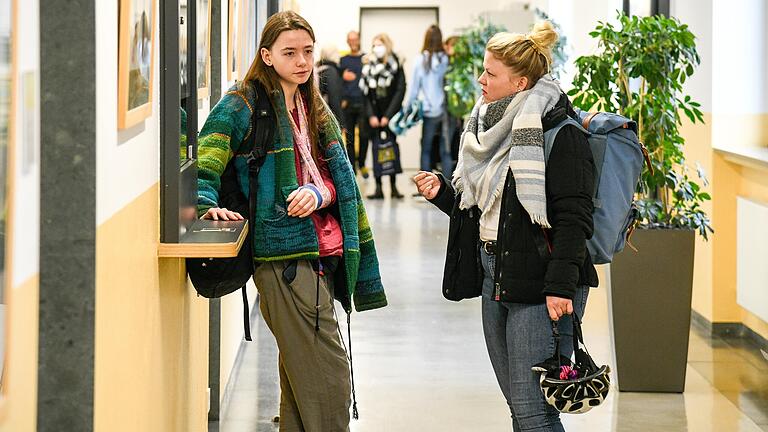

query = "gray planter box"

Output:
[[607, 228, 695, 392]]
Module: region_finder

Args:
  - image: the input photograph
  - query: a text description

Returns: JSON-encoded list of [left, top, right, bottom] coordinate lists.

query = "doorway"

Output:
[[359, 7, 439, 170]]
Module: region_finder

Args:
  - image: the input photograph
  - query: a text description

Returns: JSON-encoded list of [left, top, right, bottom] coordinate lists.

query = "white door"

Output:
[[360, 7, 439, 170]]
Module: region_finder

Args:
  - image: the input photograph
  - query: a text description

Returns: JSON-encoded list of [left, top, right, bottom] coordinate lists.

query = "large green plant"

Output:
[[569, 12, 713, 239], [445, 18, 506, 118]]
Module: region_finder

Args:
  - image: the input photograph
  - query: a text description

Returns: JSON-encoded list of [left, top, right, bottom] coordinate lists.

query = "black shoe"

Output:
[[367, 189, 384, 199], [391, 188, 404, 199]]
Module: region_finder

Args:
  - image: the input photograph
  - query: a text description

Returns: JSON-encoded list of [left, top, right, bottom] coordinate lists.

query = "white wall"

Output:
[[712, 0, 768, 115], [298, 0, 622, 86], [711, 0, 768, 149], [96, 2, 160, 225], [545, 0, 623, 91], [96, 1, 161, 225], [12, 0, 40, 287], [97, 0, 215, 225], [671, 0, 713, 112]]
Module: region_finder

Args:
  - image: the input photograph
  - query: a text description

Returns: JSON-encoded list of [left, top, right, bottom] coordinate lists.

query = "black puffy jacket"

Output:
[[429, 100, 599, 303]]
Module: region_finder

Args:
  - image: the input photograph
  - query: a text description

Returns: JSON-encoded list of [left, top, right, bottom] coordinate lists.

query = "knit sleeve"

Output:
[[196, 90, 254, 216]]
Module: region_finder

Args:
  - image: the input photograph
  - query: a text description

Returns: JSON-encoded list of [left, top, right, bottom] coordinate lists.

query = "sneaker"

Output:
[[360, 166, 370, 179]]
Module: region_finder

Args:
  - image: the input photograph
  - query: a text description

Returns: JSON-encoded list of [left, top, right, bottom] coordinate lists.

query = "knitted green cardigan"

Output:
[[197, 83, 387, 312]]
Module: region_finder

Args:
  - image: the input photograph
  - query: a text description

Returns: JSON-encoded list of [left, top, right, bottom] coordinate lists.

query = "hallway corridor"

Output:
[[214, 174, 768, 432]]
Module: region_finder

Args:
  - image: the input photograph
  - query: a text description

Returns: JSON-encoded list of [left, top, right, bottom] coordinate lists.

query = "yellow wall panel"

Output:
[[682, 111, 768, 340], [94, 184, 208, 432], [0, 275, 39, 432], [711, 153, 742, 322], [681, 114, 714, 322]]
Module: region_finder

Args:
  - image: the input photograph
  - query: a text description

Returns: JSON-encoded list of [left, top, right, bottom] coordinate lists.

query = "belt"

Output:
[[480, 240, 497, 255]]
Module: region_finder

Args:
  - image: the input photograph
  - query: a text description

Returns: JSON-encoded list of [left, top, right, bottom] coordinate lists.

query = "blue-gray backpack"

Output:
[[543, 102, 651, 264]]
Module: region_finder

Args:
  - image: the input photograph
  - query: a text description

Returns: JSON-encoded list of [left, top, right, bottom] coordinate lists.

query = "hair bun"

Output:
[[528, 20, 558, 61]]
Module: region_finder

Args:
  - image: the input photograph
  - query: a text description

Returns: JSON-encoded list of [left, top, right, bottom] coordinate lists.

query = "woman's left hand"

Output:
[[380, 116, 389, 127], [546, 296, 573, 321], [286, 188, 318, 218]]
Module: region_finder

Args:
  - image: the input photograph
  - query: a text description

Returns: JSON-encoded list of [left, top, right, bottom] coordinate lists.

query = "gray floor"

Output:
[[212, 173, 768, 432]]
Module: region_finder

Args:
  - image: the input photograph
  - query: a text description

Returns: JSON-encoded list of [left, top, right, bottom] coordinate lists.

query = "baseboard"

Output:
[[690, 309, 768, 352]]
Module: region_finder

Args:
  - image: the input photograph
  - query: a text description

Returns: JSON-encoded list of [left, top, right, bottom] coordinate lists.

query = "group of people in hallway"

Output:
[[196, 10, 596, 432], [314, 25, 463, 200]]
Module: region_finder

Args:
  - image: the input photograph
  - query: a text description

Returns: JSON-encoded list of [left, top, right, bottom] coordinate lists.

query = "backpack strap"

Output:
[[542, 117, 588, 161], [240, 81, 275, 342], [542, 117, 602, 209]]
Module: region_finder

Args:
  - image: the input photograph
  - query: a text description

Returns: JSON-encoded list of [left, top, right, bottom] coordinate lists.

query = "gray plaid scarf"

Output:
[[452, 75, 562, 228]]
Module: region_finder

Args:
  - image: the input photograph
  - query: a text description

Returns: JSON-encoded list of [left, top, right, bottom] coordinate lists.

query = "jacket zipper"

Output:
[[494, 216, 505, 301]]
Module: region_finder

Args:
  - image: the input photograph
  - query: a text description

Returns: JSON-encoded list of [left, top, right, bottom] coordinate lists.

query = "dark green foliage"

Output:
[[568, 12, 713, 239]]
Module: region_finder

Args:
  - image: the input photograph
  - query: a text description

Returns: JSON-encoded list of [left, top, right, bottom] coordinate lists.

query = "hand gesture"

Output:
[[286, 188, 319, 218], [202, 207, 244, 221], [413, 171, 441, 200], [369, 116, 380, 128], [342, 70, 357, 82]]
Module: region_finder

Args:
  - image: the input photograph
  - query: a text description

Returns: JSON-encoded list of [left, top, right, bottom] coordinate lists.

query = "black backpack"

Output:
[[186, 81, 275, 341]]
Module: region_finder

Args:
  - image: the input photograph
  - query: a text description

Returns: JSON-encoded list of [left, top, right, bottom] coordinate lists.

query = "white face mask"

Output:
[[372, 45, 387, 59]]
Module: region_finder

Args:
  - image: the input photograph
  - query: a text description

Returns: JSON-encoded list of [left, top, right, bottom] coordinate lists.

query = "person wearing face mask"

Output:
[[413, 21, 598, 431], [359, 33, 406, 199]]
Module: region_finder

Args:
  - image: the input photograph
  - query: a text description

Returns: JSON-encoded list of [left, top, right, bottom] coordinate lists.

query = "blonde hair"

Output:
[[372, 33, 394, 59], [486, 21, 558, 87]]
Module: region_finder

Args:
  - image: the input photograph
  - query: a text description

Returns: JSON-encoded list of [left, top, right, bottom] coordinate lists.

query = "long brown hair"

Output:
[[421, 25, 444, 71], [241, 11, 329, 160]]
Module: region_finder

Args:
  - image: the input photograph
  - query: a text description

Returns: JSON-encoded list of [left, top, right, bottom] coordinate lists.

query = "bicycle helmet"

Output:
[[532, 314, 611, 414]]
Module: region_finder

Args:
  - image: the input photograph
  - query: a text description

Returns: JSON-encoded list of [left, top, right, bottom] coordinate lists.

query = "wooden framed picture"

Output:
[[236, 1, 259, 79], [227, 0, 241, 82], [118, 0, 157, 129], [179, 0, 190, 99], [197, 0, 211, 99]]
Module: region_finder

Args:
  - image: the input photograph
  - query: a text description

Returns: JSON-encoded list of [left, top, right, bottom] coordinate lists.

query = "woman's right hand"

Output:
[[413, 171, 442, 200], [369, 116, 380, 128], [202, 207, 244, 221]]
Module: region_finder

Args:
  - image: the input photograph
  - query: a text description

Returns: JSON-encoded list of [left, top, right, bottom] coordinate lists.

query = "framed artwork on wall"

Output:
[[233, 0, 260, 82], [117, 0, 157, 129], [227, 0, 240, 82], [196, 0, 211, 99], [236, 0, 249, 78], [179, 0, 190, 99]]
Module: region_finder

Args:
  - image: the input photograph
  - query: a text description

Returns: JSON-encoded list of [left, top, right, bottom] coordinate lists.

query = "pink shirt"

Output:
[[291, 106, 344, 257]]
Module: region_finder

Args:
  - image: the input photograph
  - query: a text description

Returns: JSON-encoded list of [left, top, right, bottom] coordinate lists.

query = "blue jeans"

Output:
[[420, 115, 453, 180], [481, 247, 589, 432]]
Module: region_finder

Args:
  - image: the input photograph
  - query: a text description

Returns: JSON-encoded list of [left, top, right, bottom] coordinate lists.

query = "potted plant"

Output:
[[568, 12, 713, 393], [445, 18, 506, 119]]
